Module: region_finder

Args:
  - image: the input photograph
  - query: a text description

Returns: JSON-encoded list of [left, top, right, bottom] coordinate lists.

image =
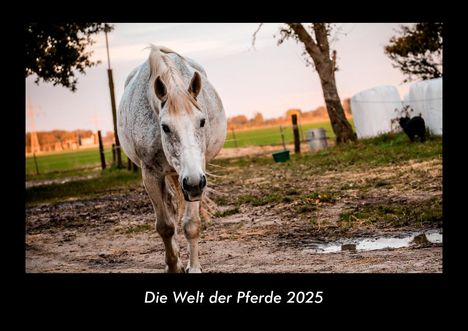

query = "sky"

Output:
[[25, 23, 413, 134]]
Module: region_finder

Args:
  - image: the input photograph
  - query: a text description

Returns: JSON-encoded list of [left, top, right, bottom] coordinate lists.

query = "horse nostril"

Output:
[[199, 175, 206, 189], [182, 175, 205, 192]]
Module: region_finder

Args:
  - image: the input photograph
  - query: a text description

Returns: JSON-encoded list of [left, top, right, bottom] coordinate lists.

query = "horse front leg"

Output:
[[183, 201, 202, 273], [142, 168, 184, 273]]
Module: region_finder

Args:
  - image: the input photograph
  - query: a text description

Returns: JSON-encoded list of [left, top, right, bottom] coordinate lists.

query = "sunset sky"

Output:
[[25, 23, 413, 134]]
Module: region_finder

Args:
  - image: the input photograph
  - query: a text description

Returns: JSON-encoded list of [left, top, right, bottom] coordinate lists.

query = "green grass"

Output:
[[289, 131, 442, 173], [26, 168, 100, 182], [26, 168, 141, 206], [223, 120, 347, 148], [26, 146, 130, 178], [122, 223, 153, 234], [213, 132, 442, 173], [214, 206, 241, 217], [211, 131, 441, 213], [25, 120, 346, 176], [338, 196, 442, 228], [26, 131, 442, 209]]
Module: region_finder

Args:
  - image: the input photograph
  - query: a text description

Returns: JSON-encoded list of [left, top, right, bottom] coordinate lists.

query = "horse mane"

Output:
[[148, 44, 200, 114]]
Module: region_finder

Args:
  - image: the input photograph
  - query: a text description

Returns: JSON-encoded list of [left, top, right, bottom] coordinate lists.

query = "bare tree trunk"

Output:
[[318, 65, 357, 143], [288, 23, 357, 143]]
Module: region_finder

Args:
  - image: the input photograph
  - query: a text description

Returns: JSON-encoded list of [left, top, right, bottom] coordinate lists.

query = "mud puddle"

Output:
[[303, 229, 442, 254]]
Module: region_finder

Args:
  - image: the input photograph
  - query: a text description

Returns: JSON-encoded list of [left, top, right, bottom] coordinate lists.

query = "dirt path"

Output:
[[26, 158, 442, 273]]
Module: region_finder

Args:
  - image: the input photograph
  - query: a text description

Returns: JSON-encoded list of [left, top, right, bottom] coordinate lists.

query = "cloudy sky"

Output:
[[25, 23, 412, 134]]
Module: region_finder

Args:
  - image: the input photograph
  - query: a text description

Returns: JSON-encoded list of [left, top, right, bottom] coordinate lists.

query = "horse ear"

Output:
[[188, 71, 202, 99], [155, 76, 168, 103]]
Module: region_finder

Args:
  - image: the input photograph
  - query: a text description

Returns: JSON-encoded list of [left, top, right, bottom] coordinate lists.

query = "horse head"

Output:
[[154, 71, 207, 202]]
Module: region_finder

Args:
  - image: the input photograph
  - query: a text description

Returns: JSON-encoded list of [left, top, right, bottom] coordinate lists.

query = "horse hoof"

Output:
[[165, 261, 185, 273], [185, 266, 202, 273]]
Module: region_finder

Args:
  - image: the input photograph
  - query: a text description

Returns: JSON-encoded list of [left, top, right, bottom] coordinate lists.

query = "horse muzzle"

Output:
[[181, 174, 206, 202]]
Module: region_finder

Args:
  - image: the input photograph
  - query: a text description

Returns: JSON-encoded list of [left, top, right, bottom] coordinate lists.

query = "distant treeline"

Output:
[[228, 98, 352, 130], [25, 130, 115, 149]]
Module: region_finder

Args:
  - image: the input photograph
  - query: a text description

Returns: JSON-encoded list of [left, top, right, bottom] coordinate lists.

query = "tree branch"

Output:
[[252, 23, 264, 49], [287, 23, 323, 64], [313, 23, 330, 56]]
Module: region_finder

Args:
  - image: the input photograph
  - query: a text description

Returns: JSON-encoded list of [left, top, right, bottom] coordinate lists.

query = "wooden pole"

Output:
[[292, 114, 300, 154], [105, 29, 122, 168], [299, 119, 305, 142], [112, 143, 116, 164], [231, 128, 239, 149], [98, 130, 106, 170], [33, 152, 40, 176], [279, 125, 286, 150], [107, 69, 122, 168]]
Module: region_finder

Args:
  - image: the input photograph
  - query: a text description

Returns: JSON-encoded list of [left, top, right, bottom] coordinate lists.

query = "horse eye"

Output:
[[200, 119, 206, 128], [162, 124, 171, 133]]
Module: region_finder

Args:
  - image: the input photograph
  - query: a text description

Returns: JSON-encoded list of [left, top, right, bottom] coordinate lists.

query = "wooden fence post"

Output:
[[231, 128, 239, 149], [112, 143, 116, 165], [279, 125, 286, 150], [33, 152, 40, 176], [98, 130, 106, 170], [292, 114, 300, 154]]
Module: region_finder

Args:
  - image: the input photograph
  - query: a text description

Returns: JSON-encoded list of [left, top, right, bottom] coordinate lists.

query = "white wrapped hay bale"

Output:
[[406, 78, 442, 135], [351, 86, 402, 138]]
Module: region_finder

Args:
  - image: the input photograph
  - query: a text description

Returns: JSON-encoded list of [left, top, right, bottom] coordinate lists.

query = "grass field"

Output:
[[26, 132, 442, 206], [26, 168, 141, 206], [25, 120, 353, 176], [224, 120, 344, 148], [26, 146, 130, 178]]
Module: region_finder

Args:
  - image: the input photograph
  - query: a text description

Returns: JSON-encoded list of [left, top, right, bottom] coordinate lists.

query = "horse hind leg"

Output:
[[142, 168, 184, 273]]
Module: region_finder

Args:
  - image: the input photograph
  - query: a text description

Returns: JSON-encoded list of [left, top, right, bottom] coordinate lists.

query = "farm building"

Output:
[[350, 85, 402, 138], [80, 134, 97, 146]]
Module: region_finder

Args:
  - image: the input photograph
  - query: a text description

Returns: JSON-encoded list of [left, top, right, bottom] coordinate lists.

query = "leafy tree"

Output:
[[228, 115, 249, 129], [251, 112, 265, 126], [384, 23, 443, 82], [25, 23, 113, 91]]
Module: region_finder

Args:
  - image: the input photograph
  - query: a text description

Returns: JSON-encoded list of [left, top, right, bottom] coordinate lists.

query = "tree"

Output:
[[256, 23, 356, 143], [227, 115, 249, 129], [25, 23, 113, 92], [251, 112, 265, 126], [384, 23, 443, 82]]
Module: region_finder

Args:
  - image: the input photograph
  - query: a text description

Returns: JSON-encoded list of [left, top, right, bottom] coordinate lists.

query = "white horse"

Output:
[[117, 45, 227, 273]]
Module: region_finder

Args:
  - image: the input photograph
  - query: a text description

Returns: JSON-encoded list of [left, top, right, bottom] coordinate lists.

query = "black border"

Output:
[[13, 15, 456, 317]]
